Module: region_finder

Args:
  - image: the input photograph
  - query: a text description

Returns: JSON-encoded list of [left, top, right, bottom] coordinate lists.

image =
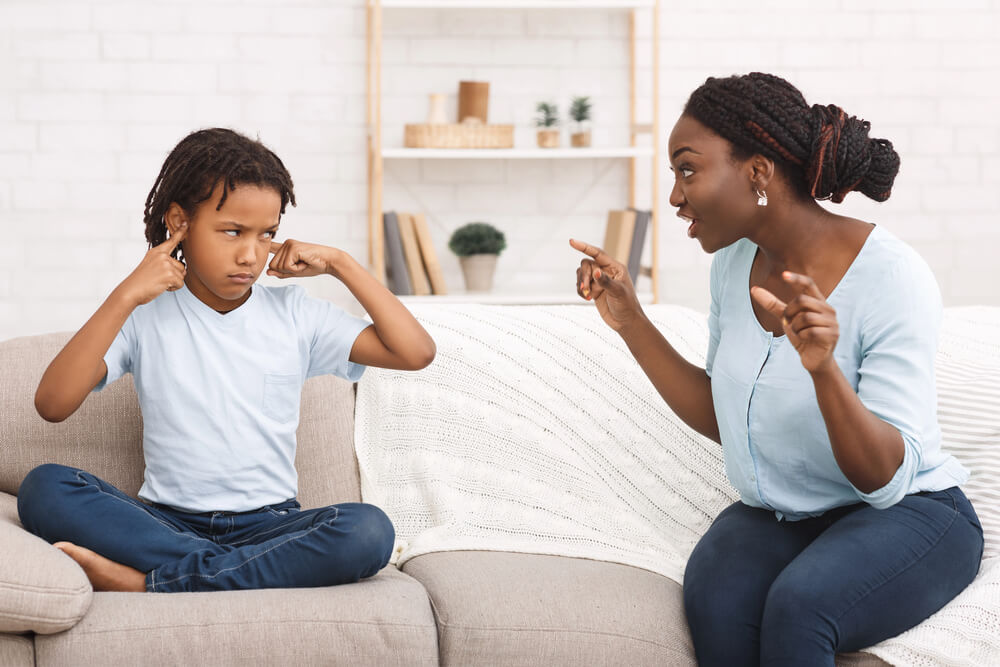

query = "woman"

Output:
[[571, 72, 982, 666]]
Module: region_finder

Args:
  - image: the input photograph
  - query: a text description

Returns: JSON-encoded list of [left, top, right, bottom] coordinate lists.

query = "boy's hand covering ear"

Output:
[[267, 239, 340, 279], [121, 223, 188, 306]]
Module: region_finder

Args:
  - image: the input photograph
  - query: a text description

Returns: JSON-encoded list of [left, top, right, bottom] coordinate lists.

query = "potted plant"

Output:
[[534, 101, 560, 148], [448, 222, 507, 292], [569, 96, 592, 147]]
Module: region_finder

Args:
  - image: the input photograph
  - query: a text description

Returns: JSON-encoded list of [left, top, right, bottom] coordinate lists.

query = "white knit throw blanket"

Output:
[[355, 304, 1000, 666]]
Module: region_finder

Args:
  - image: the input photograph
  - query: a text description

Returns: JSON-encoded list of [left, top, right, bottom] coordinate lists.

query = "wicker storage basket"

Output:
[[404, 123, 514, 149]]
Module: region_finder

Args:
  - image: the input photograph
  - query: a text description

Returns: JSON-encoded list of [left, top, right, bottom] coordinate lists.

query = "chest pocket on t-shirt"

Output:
[[262, 372, 300, 423]]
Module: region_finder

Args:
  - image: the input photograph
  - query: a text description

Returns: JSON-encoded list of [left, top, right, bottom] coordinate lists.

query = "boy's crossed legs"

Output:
[[17, 463, 395, 593]]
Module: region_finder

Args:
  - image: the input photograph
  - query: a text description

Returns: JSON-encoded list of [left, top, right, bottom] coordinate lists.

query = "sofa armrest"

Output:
[[0, 492, 92, 634]]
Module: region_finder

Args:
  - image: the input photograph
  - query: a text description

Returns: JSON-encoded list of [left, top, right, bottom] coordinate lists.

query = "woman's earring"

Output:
[[755, 188, 768, 207]]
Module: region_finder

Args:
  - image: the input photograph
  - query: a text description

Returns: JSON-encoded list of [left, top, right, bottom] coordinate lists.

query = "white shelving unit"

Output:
[[366, 0, 661, 303], [382, 147, 655, 160]]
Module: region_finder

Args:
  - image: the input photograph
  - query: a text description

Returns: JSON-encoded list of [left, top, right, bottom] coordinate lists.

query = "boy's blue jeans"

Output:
[[17, 464, 395, 593], [683, 486, 983, 666]]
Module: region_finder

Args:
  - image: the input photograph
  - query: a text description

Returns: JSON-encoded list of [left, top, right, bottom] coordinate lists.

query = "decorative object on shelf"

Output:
[[458, 81, 490, 123], [426, 93, 448, 124], [569, 95, 592, 147], [411, 213, 448, 295], [448, 222, 507, 292], [403, 121, 514, 149], [396, 212, 432, 296], [383, 211, 412, 296], [534, 101, 560, 148], [405, 80, 512, 149]]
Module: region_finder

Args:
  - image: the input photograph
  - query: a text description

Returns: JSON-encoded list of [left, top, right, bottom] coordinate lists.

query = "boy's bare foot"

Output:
[[53, 542, 146, 592]]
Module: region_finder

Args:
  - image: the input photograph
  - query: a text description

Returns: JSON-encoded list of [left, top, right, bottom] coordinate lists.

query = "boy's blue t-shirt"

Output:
[[706, 225, 968, 520], [96, 283, 371, 513]]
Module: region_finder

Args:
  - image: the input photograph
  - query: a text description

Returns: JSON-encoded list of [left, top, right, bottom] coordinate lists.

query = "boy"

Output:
[[18, 128, 435, 593]]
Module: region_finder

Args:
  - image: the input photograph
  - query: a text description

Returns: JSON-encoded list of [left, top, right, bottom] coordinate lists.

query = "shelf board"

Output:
[[382, 146, 654, 159], [379, 1, 655, 8], [399, 291, 655, 305]]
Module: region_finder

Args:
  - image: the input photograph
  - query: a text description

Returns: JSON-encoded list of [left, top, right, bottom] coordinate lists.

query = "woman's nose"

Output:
[[668, 178, 685, 208]]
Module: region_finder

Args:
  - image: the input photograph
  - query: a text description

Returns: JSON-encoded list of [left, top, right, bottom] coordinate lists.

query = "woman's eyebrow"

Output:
[[671, 146, 700, 160]]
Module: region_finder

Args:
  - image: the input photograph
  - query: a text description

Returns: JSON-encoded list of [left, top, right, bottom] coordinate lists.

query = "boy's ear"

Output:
[[163, 203, 188, 235]]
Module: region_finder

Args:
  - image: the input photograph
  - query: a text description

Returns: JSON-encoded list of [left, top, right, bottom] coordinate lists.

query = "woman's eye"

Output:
[[224, 230, 239, 237], [680, 167, 694, 178]]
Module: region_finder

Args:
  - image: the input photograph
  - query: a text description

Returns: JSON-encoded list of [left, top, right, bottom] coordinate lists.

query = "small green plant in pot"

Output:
[[569, 95, 592, 147], [449, 222, 507, 292], [534, 101, 560, 148]]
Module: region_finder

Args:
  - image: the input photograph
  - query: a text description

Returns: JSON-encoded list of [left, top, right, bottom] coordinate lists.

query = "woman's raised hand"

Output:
[[750, 271, 840, 373], [570, 238, 642, 332], [120, 223, 188, 306]]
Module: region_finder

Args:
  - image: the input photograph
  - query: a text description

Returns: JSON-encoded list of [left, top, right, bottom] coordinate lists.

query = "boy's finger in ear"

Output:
[[160, 222, 187, 252]]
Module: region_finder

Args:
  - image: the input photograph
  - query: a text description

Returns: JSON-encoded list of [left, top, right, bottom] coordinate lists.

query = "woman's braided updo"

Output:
[[143, 128, 296, 261], [683, 72, 900, 203]]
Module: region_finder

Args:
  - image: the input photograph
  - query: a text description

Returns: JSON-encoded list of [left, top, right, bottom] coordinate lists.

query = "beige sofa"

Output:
[[9, 301, 995, 665]]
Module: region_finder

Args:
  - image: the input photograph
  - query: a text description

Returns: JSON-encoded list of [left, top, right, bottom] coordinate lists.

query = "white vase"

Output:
[[427, 94, 448, 124], [459, 254, 497, 292]]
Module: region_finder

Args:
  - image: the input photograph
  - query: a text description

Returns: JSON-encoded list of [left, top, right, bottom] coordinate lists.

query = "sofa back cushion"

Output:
[[0, 332, 360, 507]]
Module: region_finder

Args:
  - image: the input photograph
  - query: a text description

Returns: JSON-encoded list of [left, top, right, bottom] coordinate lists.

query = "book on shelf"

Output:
[[626, 208, 650, 283], [383, 211, 411, 296], [411, 213, 448, 295], [396, 212, 432, 296], [602, 209, 636, 265]]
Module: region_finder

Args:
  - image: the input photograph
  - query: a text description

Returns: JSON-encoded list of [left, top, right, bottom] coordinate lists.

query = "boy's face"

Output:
[[169, 182, 282, 313]]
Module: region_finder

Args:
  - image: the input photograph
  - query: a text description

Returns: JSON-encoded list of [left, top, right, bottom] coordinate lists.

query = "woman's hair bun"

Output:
[[806, 103, 900, 203]]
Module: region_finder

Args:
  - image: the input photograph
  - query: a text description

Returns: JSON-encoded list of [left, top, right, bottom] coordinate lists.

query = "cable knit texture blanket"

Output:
[[355, 304, 1000, 666]]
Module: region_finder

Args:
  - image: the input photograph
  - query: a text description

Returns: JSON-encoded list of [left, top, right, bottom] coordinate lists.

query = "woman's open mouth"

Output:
[[684, 218, 699, 238]]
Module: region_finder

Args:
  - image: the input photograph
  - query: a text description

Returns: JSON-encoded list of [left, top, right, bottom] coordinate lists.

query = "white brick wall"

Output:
[[1, 0, 999, 342]]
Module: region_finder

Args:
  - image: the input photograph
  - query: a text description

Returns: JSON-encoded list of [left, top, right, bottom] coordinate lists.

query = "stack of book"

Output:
[[602, 208, 651, 284], [383, 211, 448, 296]]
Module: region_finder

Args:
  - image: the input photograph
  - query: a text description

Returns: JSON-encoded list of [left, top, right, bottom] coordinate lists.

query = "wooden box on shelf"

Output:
[[404, 123, 514, 149]]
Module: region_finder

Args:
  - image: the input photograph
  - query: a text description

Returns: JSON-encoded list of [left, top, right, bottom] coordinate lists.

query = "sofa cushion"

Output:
[[0, 634, 34, 667], [402, 550, 887, 666], [0, 332, 361, 506], [402, 550, 696, 665], [0, 492, 92, 634], [33, 567, 437, 666], [0, 333, 144, 498]]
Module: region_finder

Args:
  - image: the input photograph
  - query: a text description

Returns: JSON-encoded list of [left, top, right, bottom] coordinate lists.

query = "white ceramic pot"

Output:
[[459, 254, 498, 292]]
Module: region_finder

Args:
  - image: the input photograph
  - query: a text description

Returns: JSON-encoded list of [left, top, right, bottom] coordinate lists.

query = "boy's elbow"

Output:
[[408, 340, 436, 370], [34, 392, 68, 423]]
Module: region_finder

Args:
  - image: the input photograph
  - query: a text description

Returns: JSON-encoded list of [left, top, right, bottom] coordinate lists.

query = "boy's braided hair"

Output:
[[143, 128, 296, 260], [683, 72, 900, 203]]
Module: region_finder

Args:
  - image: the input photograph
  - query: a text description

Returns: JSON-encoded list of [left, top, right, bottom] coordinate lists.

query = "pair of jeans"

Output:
[[683, 487, 983, 667], [17, 464, 395, 593]]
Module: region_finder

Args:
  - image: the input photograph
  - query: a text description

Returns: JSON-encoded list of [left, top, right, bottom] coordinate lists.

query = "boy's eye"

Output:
[[224, 230, 239, 237]]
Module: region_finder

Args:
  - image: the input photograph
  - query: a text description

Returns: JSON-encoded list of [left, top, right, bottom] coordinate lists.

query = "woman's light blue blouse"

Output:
[[706, 225, 968, 521]]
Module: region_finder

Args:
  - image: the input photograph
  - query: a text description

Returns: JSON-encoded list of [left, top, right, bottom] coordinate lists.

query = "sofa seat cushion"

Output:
[[402, 550, 887, 667], [0, 492, 92, 634], [402, 550, 696, 666], [33, 567, 437, 667], [0, 633, 34, 667]]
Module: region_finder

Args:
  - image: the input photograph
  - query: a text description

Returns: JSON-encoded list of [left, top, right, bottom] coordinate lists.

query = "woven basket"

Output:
[[404, 123, 514, 149]]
